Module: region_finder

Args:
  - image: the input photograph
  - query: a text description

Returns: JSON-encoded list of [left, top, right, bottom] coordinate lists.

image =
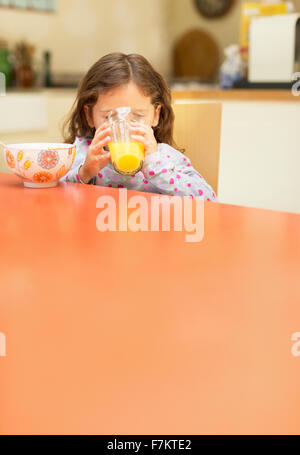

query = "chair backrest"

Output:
[[172, 102, 222, 194]]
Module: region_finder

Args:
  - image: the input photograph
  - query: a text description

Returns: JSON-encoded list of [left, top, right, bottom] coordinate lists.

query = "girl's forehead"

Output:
[[94, 82, 153, 111]]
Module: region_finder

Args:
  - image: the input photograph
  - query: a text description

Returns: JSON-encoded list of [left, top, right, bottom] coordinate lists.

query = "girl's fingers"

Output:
[[130, 124, 154, 139], [129, 126, 147, 137], [131, 120, 151, 129], [130, 120, 146, 126], [131, 134, 147, 146], [130, 122, 149, 130], [97, 152, 111, 163], [94, 127, 111, 142], [95, 122, 110, 137], [90, 136, 111, 155]]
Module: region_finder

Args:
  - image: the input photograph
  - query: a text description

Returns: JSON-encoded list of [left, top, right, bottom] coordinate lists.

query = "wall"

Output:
[[292, 0, 300, 10], [167, 0, 300, 70], [0, 0, 171, 76], [167, 0, 242, 68], [1, 0, 299, 79]]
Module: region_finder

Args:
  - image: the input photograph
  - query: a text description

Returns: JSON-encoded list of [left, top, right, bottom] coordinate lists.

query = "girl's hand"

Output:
[[129, 121, 158, 157], [79, 123, 111, 183]]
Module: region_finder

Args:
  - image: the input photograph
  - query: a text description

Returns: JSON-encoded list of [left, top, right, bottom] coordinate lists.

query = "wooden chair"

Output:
[[172, 102, 222, 195]]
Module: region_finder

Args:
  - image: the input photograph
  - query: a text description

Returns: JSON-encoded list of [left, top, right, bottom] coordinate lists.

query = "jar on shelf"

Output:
[[0, 41, 13, 89]]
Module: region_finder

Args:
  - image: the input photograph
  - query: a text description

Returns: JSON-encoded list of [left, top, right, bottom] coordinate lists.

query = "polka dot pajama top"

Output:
[[62, 136, 217, 201]]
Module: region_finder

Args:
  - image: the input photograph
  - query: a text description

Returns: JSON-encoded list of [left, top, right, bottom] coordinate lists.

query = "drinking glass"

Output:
[[108, 107, 145, 175]]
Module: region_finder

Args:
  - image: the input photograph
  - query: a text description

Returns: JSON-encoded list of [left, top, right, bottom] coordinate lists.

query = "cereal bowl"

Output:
[[3, 142, 76, 188]]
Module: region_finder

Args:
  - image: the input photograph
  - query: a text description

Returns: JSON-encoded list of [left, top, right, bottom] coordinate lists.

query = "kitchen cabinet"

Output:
[[172, 90, 300, 214], [0, 88, 75, 140], [0, 88, 76, 173]]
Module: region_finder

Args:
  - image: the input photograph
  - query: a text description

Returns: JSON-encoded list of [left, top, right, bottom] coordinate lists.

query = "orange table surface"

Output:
[[0, 172, 300, 435]]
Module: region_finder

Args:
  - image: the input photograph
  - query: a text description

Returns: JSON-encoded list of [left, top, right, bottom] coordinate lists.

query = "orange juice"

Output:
[[108, 141, 144, 175]]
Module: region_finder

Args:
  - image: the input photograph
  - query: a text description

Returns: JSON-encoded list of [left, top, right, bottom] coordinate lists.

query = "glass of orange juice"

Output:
[[107, 107, 145, 175]]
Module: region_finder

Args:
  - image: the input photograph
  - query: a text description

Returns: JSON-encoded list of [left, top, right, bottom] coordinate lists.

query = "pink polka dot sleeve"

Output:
[[61, 137, 90, 184], [143, 144, 217, 201]]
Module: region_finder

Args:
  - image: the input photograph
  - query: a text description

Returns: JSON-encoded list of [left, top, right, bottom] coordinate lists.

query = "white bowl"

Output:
[[3, 142, 76, 188]]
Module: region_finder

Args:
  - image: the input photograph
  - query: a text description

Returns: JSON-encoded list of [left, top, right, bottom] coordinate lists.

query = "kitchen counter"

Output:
[[5, 87, 300, 102], [172, 89, 300, 102]]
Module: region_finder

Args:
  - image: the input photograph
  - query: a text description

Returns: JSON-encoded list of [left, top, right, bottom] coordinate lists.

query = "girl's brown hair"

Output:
[[63, 52, 177, 148]]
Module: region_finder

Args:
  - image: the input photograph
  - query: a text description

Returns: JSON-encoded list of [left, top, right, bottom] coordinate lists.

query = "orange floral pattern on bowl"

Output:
[[56, 165, 67, 180], [33, 171, 53, 183], [6, 151, 15, 168], [23, 160, 32, 169], [17, 151, 23, 161], [38, 150, 59, 170]]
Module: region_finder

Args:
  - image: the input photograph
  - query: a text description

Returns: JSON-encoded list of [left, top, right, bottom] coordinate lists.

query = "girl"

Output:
[[62, 53, 216, 201]]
